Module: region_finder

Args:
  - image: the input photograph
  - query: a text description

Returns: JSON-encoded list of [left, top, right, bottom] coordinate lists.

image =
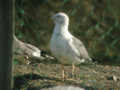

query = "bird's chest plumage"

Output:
[[50, 34, 69, 57]]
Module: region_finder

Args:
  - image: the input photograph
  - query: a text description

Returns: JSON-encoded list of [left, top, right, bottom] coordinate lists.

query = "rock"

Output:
[[107, 75, 119, 82], [41, 86, 85, 90]]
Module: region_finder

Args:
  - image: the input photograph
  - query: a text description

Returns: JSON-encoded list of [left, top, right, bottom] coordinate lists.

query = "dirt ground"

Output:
[[13, 56, 120, 90]]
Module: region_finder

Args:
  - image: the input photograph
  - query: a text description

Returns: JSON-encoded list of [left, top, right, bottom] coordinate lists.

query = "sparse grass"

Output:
[[13, 56, 120, 90]]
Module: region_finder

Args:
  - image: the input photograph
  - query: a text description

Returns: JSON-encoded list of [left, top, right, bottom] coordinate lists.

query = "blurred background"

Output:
[[13, 0, 120, 89], [15, 0, 120, 62]]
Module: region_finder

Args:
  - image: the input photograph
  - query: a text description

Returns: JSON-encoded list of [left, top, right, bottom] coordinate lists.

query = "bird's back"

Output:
[[72, 36, 90, 60]]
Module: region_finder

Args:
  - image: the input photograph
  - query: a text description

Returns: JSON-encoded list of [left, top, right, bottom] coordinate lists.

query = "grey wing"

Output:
[[71, 37, 90, 60]]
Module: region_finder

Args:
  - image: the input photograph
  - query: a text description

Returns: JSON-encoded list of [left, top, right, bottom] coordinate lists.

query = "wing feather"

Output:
[[70, 36, 90, 60]]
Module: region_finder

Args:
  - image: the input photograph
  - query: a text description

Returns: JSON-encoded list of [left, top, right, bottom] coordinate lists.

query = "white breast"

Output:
[[50, 25, 82, 64]]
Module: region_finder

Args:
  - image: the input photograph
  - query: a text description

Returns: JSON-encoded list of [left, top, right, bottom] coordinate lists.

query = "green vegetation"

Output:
[[15, 0, 120, 62], [14, 0, 120, 90]]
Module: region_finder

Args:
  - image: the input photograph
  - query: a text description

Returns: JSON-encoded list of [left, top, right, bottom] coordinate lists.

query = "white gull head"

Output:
[[51, 12, 69, 26]]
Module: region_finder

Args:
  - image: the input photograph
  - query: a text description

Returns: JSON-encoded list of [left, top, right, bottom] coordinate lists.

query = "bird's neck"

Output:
[[53, 24, 69, 35]]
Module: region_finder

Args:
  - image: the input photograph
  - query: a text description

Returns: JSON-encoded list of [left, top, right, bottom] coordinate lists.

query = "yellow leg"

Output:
[[61, 64, 65, 80], [61, 64, 67, 81], [72, 63, 75, 76], [62, 69, 65, 80]]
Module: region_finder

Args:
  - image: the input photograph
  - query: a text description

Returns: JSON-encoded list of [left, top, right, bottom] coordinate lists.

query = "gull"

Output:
[[13, 35, 44, 60], [50, 12, 91, 79]]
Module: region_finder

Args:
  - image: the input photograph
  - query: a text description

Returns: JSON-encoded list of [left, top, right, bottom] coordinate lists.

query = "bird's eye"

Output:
[[56, 15, 60, 18]]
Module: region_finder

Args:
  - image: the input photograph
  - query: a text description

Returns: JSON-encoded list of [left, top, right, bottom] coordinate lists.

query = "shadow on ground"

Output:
[[13, 73, 59, 90]]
